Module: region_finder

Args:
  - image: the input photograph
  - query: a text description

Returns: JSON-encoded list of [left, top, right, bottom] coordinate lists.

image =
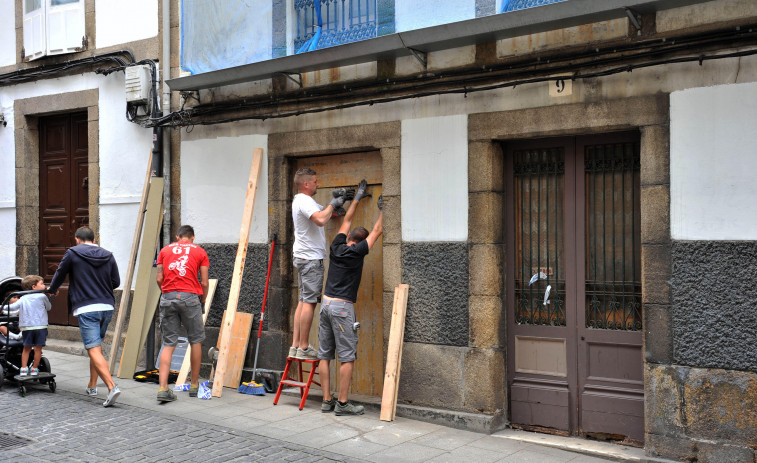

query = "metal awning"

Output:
[[167, 0, 712, 91]]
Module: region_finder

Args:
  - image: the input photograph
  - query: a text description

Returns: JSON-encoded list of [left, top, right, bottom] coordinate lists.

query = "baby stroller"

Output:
[[0, 276, 56, 396]]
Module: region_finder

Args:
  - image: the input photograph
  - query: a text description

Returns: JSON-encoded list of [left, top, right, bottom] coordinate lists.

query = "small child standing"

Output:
[[7, 276, 52, 376]]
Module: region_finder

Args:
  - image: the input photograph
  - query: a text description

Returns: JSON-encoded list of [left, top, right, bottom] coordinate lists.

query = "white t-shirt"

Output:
[[292, 193, 327, 260]]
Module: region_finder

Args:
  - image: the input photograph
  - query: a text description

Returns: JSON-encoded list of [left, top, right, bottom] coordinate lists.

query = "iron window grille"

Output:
[[295, 0, 377, 51]]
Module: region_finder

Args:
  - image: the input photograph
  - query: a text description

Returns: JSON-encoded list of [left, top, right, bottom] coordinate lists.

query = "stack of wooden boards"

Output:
[[109, 149, 264, 398]]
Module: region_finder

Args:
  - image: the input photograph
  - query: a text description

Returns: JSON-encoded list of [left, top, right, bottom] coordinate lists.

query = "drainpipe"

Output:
[[162, 0, 172, 244], [146, 0, 173, 371]]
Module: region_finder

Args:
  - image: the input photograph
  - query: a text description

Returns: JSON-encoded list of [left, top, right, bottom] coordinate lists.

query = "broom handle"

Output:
[[252, 235, 276, 379]]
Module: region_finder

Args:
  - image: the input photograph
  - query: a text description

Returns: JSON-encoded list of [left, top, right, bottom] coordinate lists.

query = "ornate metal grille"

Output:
[[295, 0, 377, 51], [585, 142, 642, 331], [514, 148, 566, 326], [502, 0, 567, 13]]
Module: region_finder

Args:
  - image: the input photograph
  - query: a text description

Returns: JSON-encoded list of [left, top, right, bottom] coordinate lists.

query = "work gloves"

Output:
[[354, 179, 371, 202], [331, 188, 355, 201]]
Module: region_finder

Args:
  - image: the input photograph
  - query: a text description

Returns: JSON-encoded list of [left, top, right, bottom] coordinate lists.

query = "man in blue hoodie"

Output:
[[50, 226, 121, 407]]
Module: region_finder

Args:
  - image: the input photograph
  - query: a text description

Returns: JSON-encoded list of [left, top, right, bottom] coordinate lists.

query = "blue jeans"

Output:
[[78, 311, 113, 349]]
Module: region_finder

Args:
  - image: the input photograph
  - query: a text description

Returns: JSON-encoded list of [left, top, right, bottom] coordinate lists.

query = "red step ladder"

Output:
[[272, 357, 320, 410]]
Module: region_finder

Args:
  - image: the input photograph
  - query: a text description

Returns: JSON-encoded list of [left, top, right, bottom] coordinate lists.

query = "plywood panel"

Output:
[[294, 152, 384, 397], [215, 310, 254, 389]]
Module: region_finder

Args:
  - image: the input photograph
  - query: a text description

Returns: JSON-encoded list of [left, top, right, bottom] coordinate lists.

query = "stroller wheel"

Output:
[[19, 385, 26, 397], [39, 357, 51, 373], [49, 380, 56, 393], [0, 367, 4, 388]]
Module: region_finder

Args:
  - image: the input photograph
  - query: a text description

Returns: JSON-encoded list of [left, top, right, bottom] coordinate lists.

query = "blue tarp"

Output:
[[181, 0, 272, 75]]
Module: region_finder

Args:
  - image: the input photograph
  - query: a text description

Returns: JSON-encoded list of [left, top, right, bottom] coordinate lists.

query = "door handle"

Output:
[[82, 177, 88, 188], [581, 336, 585, 340]]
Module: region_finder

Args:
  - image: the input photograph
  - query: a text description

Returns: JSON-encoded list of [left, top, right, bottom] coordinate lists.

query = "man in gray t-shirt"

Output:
[[290, 168, 346, 360]]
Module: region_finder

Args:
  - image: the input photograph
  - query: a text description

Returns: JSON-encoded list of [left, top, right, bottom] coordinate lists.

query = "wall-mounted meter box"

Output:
[[125, 64, 152, 104]]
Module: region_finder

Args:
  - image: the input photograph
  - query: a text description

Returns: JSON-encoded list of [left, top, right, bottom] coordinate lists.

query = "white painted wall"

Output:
[[401, 115, 468, 242], [181, 135, 269, 244], [95, 0, 159, 48], [671, 82, 757, 240], [395, 0, 475, 32], [0, 0, 15, 67], [0, 72, 153, 285]]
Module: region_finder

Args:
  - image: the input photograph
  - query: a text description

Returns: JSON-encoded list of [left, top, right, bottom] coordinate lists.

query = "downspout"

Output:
[[162, 0, 172, 244]]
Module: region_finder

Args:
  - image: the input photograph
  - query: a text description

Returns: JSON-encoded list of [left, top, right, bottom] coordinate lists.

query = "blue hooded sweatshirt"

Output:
[[49, 244, 120, 313]]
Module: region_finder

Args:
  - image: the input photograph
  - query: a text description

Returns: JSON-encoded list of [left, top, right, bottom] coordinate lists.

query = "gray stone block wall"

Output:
[[401, 242, 469, 347], [670, 241, 757, 371], [201, 243, 271, 328]]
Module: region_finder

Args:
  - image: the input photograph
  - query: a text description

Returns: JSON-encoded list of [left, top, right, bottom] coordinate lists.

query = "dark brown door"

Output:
[[292, 152, 384, 397], [39, 113, 89, 326], [505, 132, 643, 442]]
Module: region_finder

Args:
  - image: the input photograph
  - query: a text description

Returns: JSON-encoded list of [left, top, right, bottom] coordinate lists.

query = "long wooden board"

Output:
[[175, 279, 218, 386], [108, 154, 153, 373], [212, 311, 253, 389], [138, 267, 163, 352], [117, 177, 165, 379], [211, 148, 263, 397], [380, 284, 409, 421]]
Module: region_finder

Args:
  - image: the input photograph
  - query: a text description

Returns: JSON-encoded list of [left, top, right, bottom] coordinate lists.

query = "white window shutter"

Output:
[[22, 4, 46, 60], [46, 0, 85, 55]]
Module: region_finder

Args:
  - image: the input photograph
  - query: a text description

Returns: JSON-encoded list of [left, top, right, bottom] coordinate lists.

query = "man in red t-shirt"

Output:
[[155, 224, 210, 402]]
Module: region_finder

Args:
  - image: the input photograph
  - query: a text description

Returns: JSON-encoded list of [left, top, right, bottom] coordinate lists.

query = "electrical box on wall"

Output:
[[125, 64, 152, 104]]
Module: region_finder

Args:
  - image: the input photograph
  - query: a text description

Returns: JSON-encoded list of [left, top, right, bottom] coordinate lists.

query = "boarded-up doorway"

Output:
[[292, 152, 384, 397], [505, 132, 644, 442], [39, 113, 89, 326]]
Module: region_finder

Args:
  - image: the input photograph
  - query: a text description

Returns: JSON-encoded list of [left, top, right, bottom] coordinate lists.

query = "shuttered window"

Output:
[[23, 0, 85, 61]]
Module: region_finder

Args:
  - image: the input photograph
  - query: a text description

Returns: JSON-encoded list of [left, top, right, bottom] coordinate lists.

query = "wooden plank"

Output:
[[380, 283, 409, 422], [117, 177, 165, 379], [212, 310, 253, 389], [138, 267, 163, 352], [211, 148, 263, 397], [175, 279, 217, 386], [108, 153, 153, 373]]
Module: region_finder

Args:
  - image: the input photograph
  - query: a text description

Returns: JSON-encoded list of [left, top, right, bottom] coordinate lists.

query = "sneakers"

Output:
[[321, 397, 336, 413], [103, 386, 121, 407], [295, 345, 317, 360], [157, 388, 177, 403], [30, 367, 39, 376], [9, 332, 22, 341], [189, 384, 199, 398], [335, 401, 364, 416], [86, 387, 98, 397], [288, 346, 298, 358], [19, 367, 28, 377]]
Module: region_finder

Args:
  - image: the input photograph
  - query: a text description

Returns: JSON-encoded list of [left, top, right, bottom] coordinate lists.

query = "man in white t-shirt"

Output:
[[290, 168, 349, 360]]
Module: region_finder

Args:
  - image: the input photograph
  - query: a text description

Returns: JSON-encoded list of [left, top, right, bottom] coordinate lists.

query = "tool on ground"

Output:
[[239, 235, 277, 396]]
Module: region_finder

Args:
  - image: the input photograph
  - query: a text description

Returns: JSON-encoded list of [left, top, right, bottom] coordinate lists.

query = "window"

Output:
[[23, 0, 85, 61], [295, 0, 377, 52]]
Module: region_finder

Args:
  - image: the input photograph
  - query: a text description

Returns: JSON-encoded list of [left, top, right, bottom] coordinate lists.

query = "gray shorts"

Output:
[[317, 300, 358, 362], [294, 258, 323, 304], [159, 292, 206, 346]]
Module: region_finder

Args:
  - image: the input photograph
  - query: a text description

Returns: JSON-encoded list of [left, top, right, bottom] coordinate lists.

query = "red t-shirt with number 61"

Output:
[[157, 241, 210, 295]]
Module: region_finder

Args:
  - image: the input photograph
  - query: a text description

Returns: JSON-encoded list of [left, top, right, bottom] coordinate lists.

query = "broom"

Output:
[[238, 234, 276, 396]]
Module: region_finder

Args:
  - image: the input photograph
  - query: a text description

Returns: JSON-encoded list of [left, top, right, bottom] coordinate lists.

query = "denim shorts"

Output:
[[78, 311, 113, 350], [21, 328, 47, 347], [317, 300, 358, 362], [159, 292, 205, 346], [294, 258, 323, 304]]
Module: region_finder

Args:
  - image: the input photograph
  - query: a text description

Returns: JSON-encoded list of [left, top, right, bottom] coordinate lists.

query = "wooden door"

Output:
[[39, 113, 89, 326], [505, 133, 643, 442], [293, 152, 384, 397]]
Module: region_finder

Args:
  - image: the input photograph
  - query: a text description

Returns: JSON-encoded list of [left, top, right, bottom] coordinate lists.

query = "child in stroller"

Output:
[[0, 276, 56, 394]]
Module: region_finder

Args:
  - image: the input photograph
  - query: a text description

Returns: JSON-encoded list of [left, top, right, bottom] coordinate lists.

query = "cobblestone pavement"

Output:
[[0, 387, 364, 463]]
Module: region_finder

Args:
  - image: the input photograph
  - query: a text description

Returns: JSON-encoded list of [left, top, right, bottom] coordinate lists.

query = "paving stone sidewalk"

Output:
[[0, 351, 662, 463]]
